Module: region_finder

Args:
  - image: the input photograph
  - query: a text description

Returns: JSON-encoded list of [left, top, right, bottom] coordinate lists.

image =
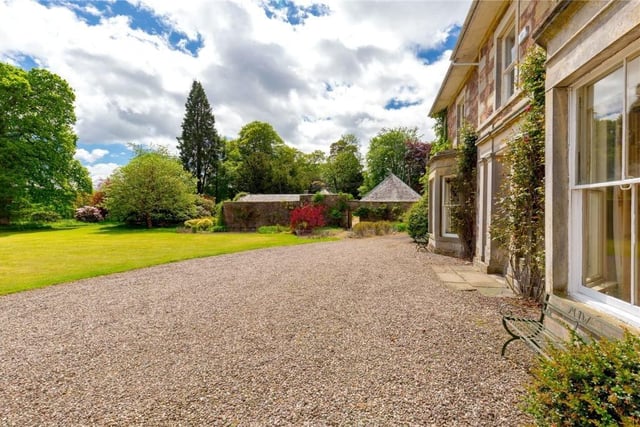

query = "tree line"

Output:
[[178, 80, 431, 203], [0, 63, 431, 226]]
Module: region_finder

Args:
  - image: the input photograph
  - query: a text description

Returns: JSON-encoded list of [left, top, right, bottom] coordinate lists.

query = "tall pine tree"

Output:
[[177, 80, 221, 196]]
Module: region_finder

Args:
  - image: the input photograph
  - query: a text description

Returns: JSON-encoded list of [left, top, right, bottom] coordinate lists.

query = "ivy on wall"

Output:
[[493, 46, 546, 301], [430, 110, 452, 156], [452, 124, 477, 260]]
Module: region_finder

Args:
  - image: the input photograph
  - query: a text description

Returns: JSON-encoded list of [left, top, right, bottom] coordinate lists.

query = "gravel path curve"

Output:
[[0, 234, 535, 426]]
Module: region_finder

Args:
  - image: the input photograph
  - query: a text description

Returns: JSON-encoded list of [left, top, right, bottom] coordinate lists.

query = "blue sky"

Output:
[[0, 0, 470, 185]]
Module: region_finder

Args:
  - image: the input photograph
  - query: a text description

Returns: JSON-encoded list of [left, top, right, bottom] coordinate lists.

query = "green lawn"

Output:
[[0, 222, 332, 296]]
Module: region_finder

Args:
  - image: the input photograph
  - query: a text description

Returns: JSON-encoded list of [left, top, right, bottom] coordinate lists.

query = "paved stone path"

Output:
[[433, 264, 515, 297]]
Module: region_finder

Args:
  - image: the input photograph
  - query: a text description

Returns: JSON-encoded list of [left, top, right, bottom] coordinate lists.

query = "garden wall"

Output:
[[222, 201, 298, 231], [222, 194, 352, 231]]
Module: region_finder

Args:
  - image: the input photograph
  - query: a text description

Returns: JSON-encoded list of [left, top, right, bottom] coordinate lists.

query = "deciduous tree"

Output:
[[0, 62, 91, 223], [404, 139, 431, 193], [361, 127, 426, 195], [323, 134, 363, 197], [233, 121, 284, 194], [105, 147, 196, 228]]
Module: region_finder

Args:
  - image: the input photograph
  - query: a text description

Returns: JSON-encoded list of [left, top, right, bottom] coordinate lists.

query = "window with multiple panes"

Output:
[[496, 16, 517, 108], [441, 176, 458, 237], [571, 51, 640, 318]]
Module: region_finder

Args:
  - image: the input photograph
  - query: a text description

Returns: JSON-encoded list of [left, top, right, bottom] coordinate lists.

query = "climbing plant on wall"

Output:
[[452, 124, 477, 260], [493, 46, 546, 301], [430, 110, 451, 156]]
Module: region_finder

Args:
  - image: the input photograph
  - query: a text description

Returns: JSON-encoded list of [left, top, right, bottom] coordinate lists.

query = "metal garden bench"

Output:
[[414, 236, 428, 252], [501, 294, 594, 359]]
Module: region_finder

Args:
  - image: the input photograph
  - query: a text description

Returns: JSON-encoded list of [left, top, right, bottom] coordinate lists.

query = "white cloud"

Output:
[[86, 162, 120, 187], [74, 148, 109, 164], [0, 0, 470, 160]]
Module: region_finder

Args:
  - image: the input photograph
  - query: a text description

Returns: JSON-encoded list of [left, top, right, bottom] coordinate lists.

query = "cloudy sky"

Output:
[[0, 0, 471, 184]]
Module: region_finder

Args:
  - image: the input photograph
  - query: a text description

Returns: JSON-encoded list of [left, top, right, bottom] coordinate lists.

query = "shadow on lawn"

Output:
[[0, 221, 175, 237], [0, 222, 83, 237], [92, 223, 178, 234]]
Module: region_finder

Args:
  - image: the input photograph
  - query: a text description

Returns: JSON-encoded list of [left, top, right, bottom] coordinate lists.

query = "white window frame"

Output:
[[441, 175, 458, 238], [494, 5, 517, 109], [428, 177, 434, 235], [568, 42, 640, 326]]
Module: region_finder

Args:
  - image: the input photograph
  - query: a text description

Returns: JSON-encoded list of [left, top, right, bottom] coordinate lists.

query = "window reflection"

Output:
[[582, 187, 632, 303], [578, 67, 623, 184], [627, 56, 640, 178]]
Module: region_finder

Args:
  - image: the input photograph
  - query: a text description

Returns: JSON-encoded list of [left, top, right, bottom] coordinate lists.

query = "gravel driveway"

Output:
[[0, 234, 535, 426]]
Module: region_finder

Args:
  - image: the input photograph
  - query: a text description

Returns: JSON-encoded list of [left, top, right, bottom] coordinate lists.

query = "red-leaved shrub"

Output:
[[290, 204, 325, 232]]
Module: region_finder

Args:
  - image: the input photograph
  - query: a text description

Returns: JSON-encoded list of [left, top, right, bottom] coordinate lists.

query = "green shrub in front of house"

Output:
[[404, 195, 428, 241], [523, 331, 640, 426]]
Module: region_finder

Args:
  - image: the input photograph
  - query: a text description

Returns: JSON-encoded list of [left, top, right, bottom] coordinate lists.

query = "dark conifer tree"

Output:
[[177, 80, 222, 196]]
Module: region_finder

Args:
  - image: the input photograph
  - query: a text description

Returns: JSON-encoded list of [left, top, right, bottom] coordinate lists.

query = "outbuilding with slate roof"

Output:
[[350, 173, 421, 223], [360, 174, 421, 202]]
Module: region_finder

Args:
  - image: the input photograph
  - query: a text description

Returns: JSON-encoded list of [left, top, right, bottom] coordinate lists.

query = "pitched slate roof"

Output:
[[235, 194, 302, 202], [360, 173, 421, 202]]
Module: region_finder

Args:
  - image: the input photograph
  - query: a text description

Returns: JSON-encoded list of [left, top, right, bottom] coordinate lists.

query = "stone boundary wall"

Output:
[[222, 201, 298, 231], [223, 194, 352, 231]]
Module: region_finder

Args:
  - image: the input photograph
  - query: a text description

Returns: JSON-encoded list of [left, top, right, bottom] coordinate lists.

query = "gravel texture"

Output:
[[0, 234, 536, 426]]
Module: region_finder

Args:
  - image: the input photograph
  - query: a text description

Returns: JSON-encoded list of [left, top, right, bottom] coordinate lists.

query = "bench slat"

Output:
[[501, 294, 580, 359]]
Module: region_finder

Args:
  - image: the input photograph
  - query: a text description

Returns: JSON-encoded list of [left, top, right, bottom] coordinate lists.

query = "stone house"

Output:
[[536, 1, 640, 330], [429, 0, 555, 269], [431, 0, 640, 333]]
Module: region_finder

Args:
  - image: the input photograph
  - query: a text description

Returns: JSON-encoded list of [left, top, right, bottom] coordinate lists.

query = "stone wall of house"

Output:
[[446, 105, 457, 143], [520, 0, 556, 54], [447, 67, 481, 144], [465, 68, 479, 128], [477, 35, 496, 125], [440, 0, 556, 271], [535, 0, 640, 333], [473, 1, 557, 133]]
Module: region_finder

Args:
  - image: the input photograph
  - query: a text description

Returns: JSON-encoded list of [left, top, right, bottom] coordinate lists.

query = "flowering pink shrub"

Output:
[[290, 204, 325, 232], [75, 205, 104, 222]]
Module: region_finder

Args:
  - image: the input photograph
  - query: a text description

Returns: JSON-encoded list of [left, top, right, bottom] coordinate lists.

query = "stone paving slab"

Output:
[[443, 282, 477, 292], [458, 272, 502, 286], [436, 272, 467, 283], [429, 265, 449, 273], [434, 264, 514, 298]]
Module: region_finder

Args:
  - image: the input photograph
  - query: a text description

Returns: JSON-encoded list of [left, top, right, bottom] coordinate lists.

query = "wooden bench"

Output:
[[414, 236, 429, 252], [501, 294, 595, 359]]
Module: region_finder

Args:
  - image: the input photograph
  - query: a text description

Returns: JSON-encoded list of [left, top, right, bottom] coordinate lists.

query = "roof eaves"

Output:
[[449, 0, 480, 62], [428, 64, 473, 116], [429, 1, 508, 117]]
